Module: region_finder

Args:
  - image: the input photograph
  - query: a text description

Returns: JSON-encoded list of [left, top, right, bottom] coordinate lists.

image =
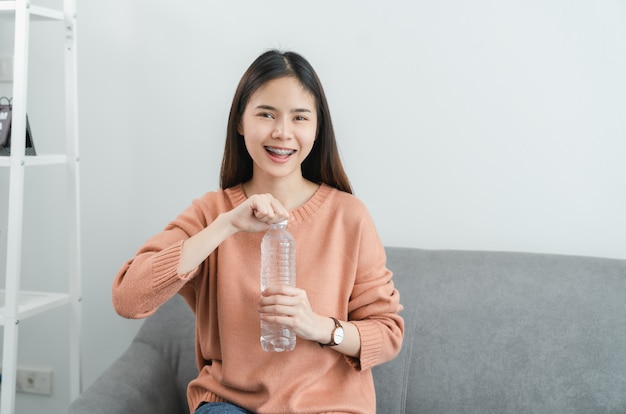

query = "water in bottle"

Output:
[[260, 220, 296, 352]]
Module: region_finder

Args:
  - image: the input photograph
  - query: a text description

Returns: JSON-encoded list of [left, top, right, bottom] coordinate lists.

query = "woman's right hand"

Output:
[[178, 194, 289, 275], [225, 193, 290, 233]]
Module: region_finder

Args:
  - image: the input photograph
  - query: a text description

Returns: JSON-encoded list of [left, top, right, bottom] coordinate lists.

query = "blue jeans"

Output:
[[195, 402, 254, 414]]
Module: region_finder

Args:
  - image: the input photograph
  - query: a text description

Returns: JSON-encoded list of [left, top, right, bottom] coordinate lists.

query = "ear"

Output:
[[237, 121, 243, 136]]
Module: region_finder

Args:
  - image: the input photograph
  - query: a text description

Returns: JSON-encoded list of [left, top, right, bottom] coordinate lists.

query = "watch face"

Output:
[[334, 327, 345, 344]]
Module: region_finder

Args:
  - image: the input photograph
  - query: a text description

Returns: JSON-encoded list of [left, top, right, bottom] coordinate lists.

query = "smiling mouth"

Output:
[[265, 146, 297, 156]]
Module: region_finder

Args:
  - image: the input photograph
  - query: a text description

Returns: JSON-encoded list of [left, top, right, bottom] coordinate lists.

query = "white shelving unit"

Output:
[[0, 1, 81, 413]]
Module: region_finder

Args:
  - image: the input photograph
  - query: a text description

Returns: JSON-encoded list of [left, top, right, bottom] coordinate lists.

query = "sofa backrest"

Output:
[[133, 294, 197, 413], [372, 247, 428, 412], [385, 248, 626, 414]]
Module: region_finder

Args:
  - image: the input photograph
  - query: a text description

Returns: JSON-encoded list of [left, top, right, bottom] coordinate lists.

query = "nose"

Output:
[[272, 117, 292, 140]]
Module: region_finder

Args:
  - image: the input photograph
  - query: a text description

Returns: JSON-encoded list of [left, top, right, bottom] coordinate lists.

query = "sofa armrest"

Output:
[[68, 341, 187, 414]]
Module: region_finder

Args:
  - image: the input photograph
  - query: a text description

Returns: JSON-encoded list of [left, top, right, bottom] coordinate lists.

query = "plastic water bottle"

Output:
[[260, 220, 296, 352]]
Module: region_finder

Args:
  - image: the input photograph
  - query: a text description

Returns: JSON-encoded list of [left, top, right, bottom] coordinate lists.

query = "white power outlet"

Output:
[[0, 57, 13, 82], [15, 367, 53, 395]]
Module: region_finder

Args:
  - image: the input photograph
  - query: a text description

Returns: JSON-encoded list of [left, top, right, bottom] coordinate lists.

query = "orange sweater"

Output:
[[113, 184, 404, 413]]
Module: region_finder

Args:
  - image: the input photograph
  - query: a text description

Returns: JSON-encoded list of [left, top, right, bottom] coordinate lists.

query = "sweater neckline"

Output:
[[226, 183, 334, 226]]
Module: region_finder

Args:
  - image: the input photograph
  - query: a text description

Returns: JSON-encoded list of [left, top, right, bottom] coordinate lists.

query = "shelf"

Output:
[[0, 2, 64, 21], [0, 290, 69, 325], [0, 153, 68, 167], [1, 0, 80, 410]]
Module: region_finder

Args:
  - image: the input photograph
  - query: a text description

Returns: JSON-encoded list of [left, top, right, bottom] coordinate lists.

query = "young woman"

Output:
[[113, 50, 404, 414]]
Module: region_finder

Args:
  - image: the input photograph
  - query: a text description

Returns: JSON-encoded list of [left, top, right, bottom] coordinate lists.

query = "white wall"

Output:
[[1, 0, 625, 412]]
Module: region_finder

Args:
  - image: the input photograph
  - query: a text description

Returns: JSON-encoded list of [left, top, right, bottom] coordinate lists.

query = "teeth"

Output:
[[266, 147, 296, 156]]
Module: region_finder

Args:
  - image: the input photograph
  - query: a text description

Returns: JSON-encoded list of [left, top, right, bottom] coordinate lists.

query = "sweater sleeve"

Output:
[[112, 198, 209, 319], [346, 212, 404, 371]]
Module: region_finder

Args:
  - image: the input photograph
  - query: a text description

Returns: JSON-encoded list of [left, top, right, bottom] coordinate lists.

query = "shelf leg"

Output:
[[64, 0, 83, 401], [1, 321, 20, 414], [1, 0, 30, 413]]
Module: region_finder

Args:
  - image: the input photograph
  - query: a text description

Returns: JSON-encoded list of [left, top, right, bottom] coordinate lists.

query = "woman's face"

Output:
[[238, 76, 318, 184]]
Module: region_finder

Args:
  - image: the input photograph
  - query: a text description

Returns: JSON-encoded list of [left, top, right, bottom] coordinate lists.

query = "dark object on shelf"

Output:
[[0, 96, 37, 156]]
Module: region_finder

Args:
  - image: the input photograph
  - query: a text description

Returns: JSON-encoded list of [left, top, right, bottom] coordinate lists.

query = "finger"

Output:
[[258, 293, 298, 308], [259, 313, 296, 328], [254, 194, 288, 222], [259, 303, 295, 315], [250, 201, 273, 221], [269, 198, 290, 219], [261, 285, 300, 296]]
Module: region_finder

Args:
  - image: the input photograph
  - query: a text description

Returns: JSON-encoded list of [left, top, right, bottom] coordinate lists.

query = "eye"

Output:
[[257, 112, 274, 119], [294, 115, 308, 121]]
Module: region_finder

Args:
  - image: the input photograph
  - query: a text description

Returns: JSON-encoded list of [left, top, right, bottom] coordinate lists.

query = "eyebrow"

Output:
[[255, 104, 312, 113]]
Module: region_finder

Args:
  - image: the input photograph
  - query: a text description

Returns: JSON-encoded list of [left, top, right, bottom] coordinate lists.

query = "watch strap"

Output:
[[319, 317, 342, 348]]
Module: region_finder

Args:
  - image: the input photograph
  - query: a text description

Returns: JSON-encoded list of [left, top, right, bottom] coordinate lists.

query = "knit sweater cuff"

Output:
[[352, 321, 383, 371], [152, 240, 198, 290]]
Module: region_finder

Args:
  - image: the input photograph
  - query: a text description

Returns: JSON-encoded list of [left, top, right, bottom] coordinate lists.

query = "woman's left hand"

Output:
[[258, 286, 329, 344]]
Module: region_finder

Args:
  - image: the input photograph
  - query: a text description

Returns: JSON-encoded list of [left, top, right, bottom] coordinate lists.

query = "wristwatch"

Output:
[[319, 317, 344, 347]]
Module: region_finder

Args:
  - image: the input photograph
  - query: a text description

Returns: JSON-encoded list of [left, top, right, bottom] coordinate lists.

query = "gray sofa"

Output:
[[69, 247, 626, 413]]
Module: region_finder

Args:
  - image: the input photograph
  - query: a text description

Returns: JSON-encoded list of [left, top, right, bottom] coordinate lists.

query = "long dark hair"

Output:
[[220, 50, 352, 194]]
